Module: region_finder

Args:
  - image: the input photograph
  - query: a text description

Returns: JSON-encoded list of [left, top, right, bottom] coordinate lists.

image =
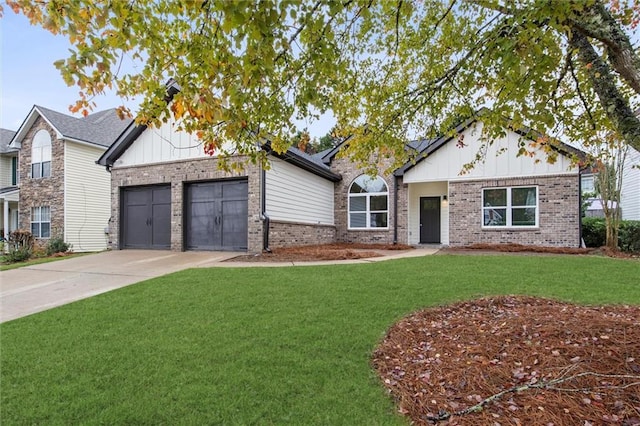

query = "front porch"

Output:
[[406, 181, 449, 246]]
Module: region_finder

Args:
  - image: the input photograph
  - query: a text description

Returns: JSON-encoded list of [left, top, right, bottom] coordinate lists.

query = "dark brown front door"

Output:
[[419, 196, 441, 244]]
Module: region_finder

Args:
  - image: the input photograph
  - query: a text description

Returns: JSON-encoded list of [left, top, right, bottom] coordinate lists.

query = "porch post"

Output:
[[3, 197, 8, 241]]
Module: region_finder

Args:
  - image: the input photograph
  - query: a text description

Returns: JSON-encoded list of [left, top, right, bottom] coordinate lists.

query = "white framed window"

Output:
[[31, 206, 51, 238], [482, 186, 538, 228], [348, 175, 388, 229], [581, 174, 595, 194], [31, 129, 51, 179]]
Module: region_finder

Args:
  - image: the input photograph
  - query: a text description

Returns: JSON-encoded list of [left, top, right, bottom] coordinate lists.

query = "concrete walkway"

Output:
[[0, 248, 438, 323]]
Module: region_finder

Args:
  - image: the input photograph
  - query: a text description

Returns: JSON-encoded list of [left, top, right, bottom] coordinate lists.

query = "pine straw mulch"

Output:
[[225, 243, 414, 262], [372, 296, 640, 426]]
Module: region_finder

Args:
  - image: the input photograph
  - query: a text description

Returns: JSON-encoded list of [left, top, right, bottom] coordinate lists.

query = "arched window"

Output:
[[348, 175, 388, 229], [31, 130, 51, 178]]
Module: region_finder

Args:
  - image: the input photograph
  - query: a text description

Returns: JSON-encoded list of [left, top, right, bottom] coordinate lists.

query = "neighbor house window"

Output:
[[581, 174, 595, 194], [11, 156, 18, 185], [31, 206, 51, 238], [482, 186, 538, 227], [348, 175, 388, 229], [31, 129, 51, 179]]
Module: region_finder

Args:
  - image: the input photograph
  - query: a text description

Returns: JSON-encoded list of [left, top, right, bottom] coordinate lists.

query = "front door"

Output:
[[419, 196, 441, 244]]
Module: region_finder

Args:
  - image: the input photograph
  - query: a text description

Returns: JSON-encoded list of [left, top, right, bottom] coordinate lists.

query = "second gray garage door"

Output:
[[185, 180, 248, 251]]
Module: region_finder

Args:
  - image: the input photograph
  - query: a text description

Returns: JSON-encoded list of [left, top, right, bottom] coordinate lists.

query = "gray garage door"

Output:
[[121, 186, 171, 249], [186, 180, 248, 251]]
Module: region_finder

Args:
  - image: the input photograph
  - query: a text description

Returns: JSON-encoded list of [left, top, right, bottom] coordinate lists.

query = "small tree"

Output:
[[5, 229, 34, 263], [592, 135, 628, 249]]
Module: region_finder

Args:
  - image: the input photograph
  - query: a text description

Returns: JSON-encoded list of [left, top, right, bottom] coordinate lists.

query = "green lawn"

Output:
[[1, 255, 638, 425]]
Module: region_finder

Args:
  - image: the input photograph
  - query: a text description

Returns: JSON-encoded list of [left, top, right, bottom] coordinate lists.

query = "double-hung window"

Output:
[[482, 186, 538, 227], [31, 206, 51, 238], [31, 130, 51, 179], [348, 175, 388, 229]]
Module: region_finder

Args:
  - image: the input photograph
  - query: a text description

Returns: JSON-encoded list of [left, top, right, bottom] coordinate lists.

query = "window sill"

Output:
[[347, 228, 390, 231], [482, 226, 539, 231]]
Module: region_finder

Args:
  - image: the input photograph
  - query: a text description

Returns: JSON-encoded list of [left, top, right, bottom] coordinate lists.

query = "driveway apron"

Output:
[[0, 250, 240, 323]]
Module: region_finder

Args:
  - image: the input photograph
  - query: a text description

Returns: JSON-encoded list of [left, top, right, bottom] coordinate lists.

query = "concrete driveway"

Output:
[[0, 250, 240, 323]]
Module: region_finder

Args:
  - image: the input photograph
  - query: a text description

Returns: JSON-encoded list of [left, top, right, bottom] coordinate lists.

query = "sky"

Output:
[[0, 9, 335, 137]]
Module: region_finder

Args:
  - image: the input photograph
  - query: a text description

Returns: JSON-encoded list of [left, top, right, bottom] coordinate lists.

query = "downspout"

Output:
[[578, 170, 583, 248], [393, 176, 399, 245], [261, 166, 271, 253]]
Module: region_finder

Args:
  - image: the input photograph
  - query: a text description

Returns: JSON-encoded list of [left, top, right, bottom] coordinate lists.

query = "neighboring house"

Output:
[[98, 89, 584, 251], [620, 145, 640, 220], [8, 106, 131, 251], [1, 129, 19, 241], [579, 145, 639, 220]]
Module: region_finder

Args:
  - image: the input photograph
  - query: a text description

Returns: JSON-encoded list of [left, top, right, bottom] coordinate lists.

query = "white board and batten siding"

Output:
[[64, 142, 111, 251], [114, 120, 207, 167], [265, 158, 334, 225], [404, 122, 577, 184], [621, 146, 640, 220], [407, 182, 449, 246]]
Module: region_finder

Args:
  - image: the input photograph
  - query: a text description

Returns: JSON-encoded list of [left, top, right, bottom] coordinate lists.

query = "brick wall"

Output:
[[267, 220, 336, 248], [18, 117, 65, 239], [109, 157, 263, 252], [449, 174, 580, 247], [330, 156, 408, 245]]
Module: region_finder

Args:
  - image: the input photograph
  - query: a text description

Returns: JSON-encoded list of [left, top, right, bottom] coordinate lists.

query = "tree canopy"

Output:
[[5, 0, 640, 171]]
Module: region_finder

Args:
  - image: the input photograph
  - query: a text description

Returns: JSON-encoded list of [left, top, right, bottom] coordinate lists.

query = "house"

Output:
[[579, 145, 639, 220], [98, 91, 584, 251], [1, 129, 19, 241], [620, 145, 640, 220], [8, 106, 131, 251]]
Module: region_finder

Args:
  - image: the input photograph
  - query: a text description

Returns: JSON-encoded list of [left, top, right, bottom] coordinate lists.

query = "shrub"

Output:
[[581, 218, 606, 248], [46, 236, 70, 256], [619, 221, 640, 253], [5, 229, 34, 263], [582, 218, 640, 252]]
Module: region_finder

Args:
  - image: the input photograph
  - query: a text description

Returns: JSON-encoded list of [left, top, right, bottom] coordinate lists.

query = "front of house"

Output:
[[396, 120, 581, 247], [8, 106, 131, 251], [99, 106, 583, 252], [0, 129, 19, 241]]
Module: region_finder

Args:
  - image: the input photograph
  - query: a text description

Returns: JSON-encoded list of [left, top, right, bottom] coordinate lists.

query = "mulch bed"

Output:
[[225, 243, 414, 262], [372, 296, 640, 425]]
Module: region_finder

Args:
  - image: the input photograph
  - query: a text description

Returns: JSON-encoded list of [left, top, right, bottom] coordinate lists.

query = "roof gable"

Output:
[[395, 112, 585, 177], [9, 105, 132, 150], [0, 129, 17, 154]]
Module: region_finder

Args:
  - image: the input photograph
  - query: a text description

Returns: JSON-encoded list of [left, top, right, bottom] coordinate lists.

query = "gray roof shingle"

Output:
[[35, 105, 132, 148], [0, 129, 17, 153]]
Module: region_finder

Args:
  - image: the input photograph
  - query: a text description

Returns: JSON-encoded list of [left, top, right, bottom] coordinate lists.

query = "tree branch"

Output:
[[569, 30, 640, 152]]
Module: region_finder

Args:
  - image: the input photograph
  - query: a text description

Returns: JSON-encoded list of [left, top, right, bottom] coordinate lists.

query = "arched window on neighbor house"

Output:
[[31, 129, 52, 178], [348, 175, 389, 229]]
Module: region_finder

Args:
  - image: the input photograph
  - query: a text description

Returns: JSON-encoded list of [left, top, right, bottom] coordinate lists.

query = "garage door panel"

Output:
[[185, 180, 247, 251], [151, 203, 171, 248], [122, 185, 171, 249], [221, 199, 248, 250], [124, 205, 151, 247]]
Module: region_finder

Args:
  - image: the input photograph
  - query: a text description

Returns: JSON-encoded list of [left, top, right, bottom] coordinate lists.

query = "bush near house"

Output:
[[582, 218, 640, 252], [4, 229, 34, 263], [46, 236, 70, 256]]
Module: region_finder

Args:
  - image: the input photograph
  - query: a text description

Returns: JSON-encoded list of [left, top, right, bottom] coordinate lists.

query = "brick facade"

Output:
[[448, 174, 580, 247], [17, 117, 64, 239], [109, 157, 264, 252], [267, 220, 336, 248], [330, 156, 408, 245]]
